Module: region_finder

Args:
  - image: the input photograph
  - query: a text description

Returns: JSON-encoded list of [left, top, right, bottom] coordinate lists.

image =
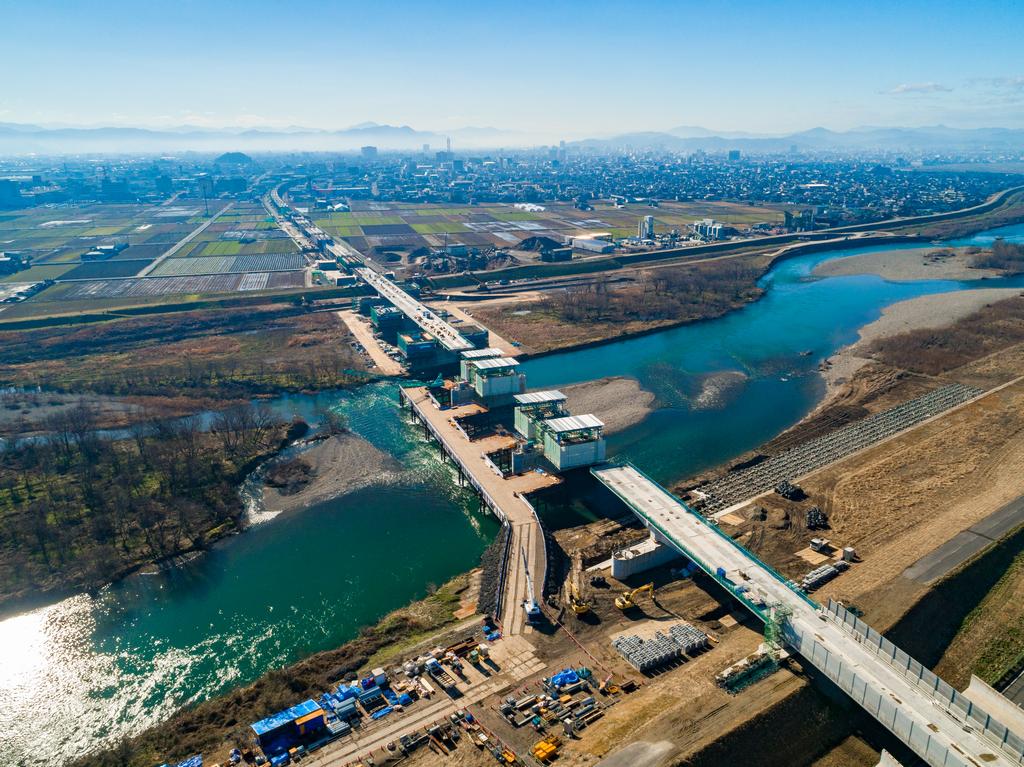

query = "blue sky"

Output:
[[2, 0, 1022, 134]]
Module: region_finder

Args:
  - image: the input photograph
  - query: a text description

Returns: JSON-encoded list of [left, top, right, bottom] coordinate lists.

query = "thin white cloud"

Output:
[[983, 76, 1024, 91], [884, 82, 953, 95]]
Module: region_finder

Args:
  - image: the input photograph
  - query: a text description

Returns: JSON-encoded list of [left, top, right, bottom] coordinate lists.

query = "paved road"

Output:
[[1003, 669, 1024, 707], [357, 268, 473, 352], [301, 634, 545, 767], [137, 201, 234, 277], [903, 493, 1024, 584]]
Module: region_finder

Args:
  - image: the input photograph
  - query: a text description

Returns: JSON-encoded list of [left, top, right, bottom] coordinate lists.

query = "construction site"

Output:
[[151, 193, 1024, 767]]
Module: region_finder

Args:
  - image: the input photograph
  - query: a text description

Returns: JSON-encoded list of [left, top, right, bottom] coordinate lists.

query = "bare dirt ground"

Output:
[[723, 372, 1024, 598], [813, 245, 1000, 282], [561, 377, 656, 434], [260, 432, 402, 513]]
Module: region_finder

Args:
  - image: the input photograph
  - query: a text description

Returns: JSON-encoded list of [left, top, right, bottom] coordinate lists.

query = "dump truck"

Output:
[[425, 658, 458, 690]]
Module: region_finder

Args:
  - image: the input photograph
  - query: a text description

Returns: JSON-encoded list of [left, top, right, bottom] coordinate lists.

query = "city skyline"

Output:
[[3, 0, 1023, 136]]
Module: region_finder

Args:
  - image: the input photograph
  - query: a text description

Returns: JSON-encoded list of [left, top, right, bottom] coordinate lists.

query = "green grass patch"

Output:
[[0, 264, 76, 283], [201, 241, 242, 256]]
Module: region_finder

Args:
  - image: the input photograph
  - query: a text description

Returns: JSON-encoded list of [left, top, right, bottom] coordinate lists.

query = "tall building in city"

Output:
[[361, 146, 378, 159], [637, 215, 655, 239]]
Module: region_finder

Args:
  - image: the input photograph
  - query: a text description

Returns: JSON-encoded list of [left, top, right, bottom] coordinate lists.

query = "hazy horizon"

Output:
[[3, 0, 1023, 137]]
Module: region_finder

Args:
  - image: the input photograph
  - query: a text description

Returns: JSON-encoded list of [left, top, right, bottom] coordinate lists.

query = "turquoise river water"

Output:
[[2, 223, 1024, 765]]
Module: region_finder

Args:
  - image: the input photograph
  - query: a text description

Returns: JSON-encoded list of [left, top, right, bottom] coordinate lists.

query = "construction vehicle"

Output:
[[615, 582, 655, 610], [425, 658, 458, 690], [568, 581, 591, 616], [522, 547, 543, 623], [532, 734, 561, 762], [566, 553, 592, 616]]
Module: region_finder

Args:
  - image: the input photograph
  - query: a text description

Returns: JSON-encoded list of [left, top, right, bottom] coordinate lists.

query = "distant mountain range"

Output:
[[0, 121, 536, 154], [572, 126, 1024, 153], [0, 121, 1022, 155]]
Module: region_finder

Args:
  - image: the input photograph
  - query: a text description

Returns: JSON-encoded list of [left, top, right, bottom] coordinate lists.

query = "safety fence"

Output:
[[824, 599, 1024, 765]]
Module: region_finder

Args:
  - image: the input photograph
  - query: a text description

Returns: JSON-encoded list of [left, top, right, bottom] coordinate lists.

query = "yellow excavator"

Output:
[[615, 582, 655, 610], [568, 582, 591, 615]]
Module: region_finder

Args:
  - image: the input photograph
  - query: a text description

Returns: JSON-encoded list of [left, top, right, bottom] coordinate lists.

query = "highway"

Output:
[[593, 462, 1024, 767], [356, 267, 474, 352]]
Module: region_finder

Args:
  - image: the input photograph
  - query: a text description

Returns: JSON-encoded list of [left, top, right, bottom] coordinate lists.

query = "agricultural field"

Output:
[[152, 253, 306, 277], [310, 199, 789, 258], [37, 271, 305, 301], [0, 200, 311, 307]]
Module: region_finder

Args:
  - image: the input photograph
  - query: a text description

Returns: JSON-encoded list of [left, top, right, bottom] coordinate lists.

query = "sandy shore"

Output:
[[561, 376, 656, 433], [814, 246, 1001, 282], [821, 287, 1024, 391], [261, 432, 401, 513]]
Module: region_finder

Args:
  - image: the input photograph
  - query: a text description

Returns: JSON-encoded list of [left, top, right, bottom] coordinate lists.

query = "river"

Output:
[[2, 223, 1023, 766]]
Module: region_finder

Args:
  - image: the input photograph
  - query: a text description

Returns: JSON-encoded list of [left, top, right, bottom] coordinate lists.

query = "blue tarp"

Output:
[[550, 669, 580, 687], [250, 696, 319, 733], [173, 757, 202, 767], [251, 700, 323, 753], [251, 699, 322, 736], [371, 706, 393, 720]]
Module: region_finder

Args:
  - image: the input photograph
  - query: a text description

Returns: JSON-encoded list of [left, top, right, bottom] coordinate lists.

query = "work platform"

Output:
[[400, 386, 557, 636], [592, 462, 1024, 767]]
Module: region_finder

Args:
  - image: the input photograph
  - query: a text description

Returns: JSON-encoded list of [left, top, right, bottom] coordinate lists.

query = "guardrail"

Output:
[[825, 599, 1024, 765]]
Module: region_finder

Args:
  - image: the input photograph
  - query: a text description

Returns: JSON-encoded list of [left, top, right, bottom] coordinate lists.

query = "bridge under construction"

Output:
[[592, 461, 1024, 767], [355, 267, 474, 352]]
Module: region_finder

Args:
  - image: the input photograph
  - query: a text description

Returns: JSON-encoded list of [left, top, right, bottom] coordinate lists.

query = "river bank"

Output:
[[813, 245, 1000, 282], [561, 376, 656, 434], [71, 571, 479, 767], [0, 409, 295, 615], [820, 287, 1024, 393], [259, 432, 402, 515]]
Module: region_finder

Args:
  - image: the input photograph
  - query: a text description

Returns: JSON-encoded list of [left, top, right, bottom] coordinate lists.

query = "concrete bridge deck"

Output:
[[357, 268, 473, 352], [592, 461, 1024, 767]]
